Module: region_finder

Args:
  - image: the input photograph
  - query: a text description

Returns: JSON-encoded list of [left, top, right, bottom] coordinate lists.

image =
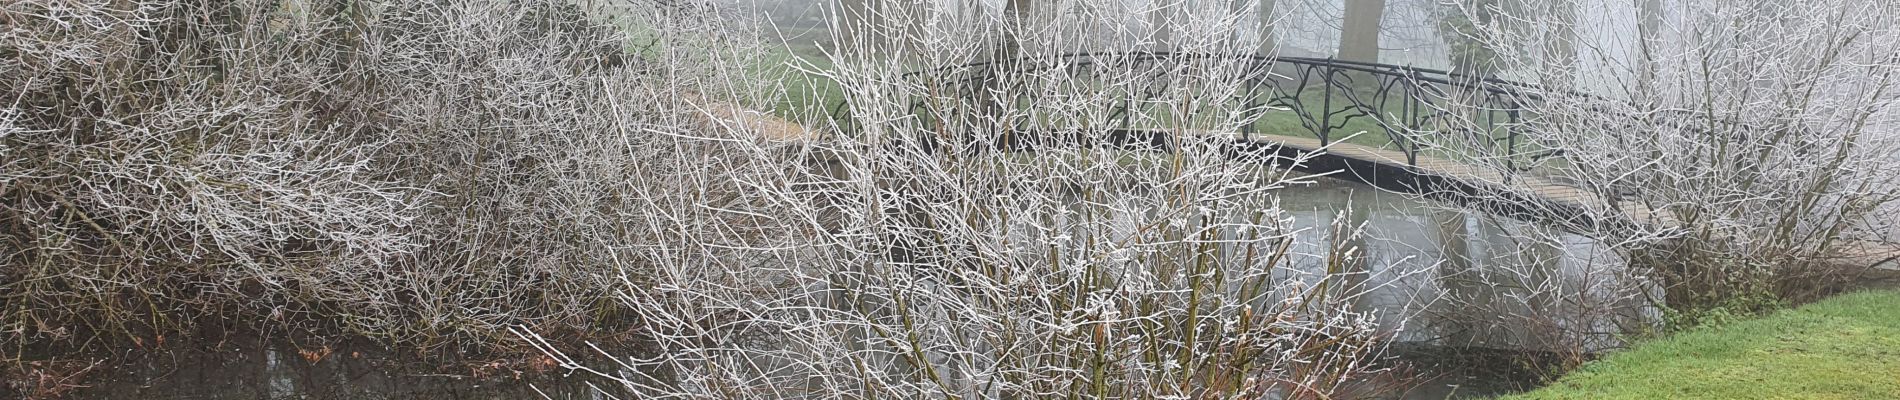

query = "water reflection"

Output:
[[1274, 179, 1648, 352], [74, 340, 604, 399], [70, 179, 1647, 399]]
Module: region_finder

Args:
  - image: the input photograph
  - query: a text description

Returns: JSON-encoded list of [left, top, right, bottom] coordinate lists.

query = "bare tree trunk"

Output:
[[1244, 0, 1278, 54], [1334, 196, 1376, 313], [1151, 0, 1177, 51], [1338, 0, 1386, 62], [970, 0, 1034, 139], [904, 0, 928, 56], [1637, 0, 1663, 91], [835, 0, 877, 53], [1430, 210, 1481, 346], [1001, 0, 1032, 60], [834, 0, 929, 55], [828, 0, 917, 56], [1541, 0, 1579, 83]]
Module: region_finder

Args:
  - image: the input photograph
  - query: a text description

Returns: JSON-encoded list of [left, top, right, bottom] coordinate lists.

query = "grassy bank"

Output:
[[1505, 290, 1900, 399]]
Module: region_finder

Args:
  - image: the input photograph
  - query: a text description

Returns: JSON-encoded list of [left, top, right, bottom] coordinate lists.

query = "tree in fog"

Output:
[[1430, 0, 1900, 314], [1338, 0, 1386, 62]]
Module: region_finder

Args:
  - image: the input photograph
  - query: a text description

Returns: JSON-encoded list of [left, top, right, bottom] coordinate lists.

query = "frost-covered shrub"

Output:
[[0, 0, 780, 350]]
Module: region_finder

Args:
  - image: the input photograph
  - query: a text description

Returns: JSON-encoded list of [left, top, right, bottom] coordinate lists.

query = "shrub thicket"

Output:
[[0, 0, 780, 352]]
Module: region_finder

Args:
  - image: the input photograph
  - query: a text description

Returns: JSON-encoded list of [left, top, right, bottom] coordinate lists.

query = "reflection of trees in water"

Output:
[[1422, 210, 1566, 350], [1266, 180, 1651, 354], [1418, 209, 1653, 353], [85, 179, 1652, 398], [79, 343, 601, 399]]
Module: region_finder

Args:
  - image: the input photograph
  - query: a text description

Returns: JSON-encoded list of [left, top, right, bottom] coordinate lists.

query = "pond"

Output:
[[64, 178, 1649, 399]]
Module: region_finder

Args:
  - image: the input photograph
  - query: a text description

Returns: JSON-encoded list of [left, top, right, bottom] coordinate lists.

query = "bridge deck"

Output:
[[1228, 132, 1677, 227], [1239, 131, 1893, 270]]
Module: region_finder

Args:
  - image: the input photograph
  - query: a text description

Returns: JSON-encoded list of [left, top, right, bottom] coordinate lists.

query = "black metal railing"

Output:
[[817, 52, 1779, 231], [828, 52, 1573, 178]]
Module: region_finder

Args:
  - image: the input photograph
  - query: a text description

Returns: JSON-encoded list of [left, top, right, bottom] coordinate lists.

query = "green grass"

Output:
[[755, 42, 844, 123], [612, 16, 844, 124], [1504, 290, 1900, 400]]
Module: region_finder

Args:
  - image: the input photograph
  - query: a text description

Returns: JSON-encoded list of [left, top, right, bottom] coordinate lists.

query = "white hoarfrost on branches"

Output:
[[520, 1, 1415, 398], [1431, 0, 1900, 305], [9, 0, 1895, 397], [0, 0, 784, 348]]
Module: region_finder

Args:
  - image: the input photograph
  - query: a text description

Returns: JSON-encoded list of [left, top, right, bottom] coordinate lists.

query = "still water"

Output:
[[68, 178, 1645, 399]]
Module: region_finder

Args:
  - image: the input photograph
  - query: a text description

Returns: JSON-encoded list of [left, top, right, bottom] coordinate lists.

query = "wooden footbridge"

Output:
[[855, 52, 1663, 232], [717, 51, 1897, 269]]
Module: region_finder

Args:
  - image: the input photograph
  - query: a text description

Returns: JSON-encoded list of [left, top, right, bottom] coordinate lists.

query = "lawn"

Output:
[[751, 25, 847, 123], [1504, 290, 1900, 400]]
